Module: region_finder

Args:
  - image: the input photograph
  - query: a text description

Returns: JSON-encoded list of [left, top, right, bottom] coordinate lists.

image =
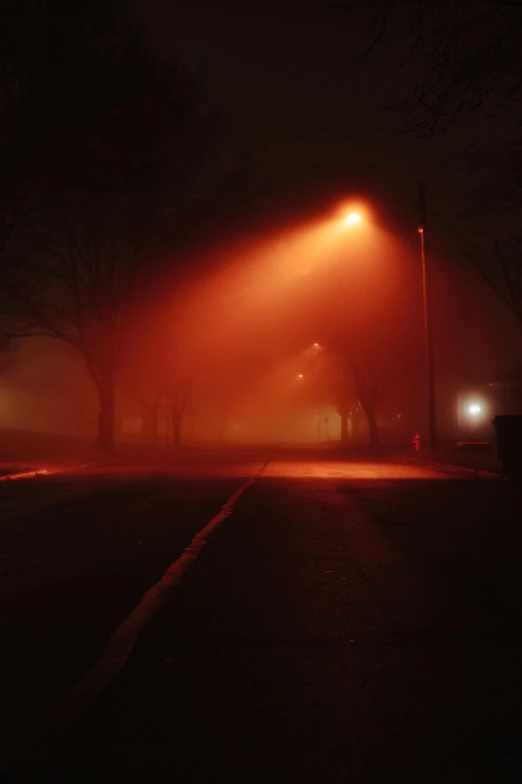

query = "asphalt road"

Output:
[[1, 452, 521, 782]]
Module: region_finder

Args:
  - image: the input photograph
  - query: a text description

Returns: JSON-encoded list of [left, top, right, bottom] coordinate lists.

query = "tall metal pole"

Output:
[[418, 182, 437, 451]]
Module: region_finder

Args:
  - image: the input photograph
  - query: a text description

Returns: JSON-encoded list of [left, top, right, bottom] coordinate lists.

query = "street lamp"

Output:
[[342, 212, 362, 228], [334, 196, 435, 449], [418, 183, 436, 451]]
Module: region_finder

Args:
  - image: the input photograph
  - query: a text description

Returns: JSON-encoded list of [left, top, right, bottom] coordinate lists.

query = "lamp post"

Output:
[[418, 182, 437, 451], [338, 199, 436, 450]]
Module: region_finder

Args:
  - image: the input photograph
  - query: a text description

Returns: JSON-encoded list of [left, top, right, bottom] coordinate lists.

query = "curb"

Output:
[[0, 468, 55, 481], [402, 457, 501, 480]]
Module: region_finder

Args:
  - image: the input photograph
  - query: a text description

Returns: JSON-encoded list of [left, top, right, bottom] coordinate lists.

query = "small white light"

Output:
[[468, 404, 482, 416]]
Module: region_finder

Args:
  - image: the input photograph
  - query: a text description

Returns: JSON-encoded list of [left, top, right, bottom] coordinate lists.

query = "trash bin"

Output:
[[492, 415, 522, 477]]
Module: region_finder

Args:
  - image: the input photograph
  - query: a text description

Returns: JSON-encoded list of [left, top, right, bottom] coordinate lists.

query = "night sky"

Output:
[[4, 0, 520, 439], [133, 0, 464, 222], [131, 0, 520, 375]]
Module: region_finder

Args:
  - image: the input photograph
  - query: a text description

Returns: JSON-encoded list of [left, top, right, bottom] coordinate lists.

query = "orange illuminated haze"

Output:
[[1, 196, 435, 449], [113, 196, 421, 447]]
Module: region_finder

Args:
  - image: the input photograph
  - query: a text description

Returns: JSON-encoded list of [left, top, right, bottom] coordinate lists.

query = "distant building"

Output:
[[486, 367, 522, 415]]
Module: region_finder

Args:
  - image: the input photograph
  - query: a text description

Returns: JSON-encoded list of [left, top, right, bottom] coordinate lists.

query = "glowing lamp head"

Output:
[[468, 403, 482, 417], [343, 212, 362, 227]]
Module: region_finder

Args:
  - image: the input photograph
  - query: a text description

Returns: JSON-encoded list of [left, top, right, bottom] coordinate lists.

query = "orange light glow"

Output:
[[331, 199, 371, 231], [342, 212, 362, 227], [0, 468, 55, 482], [297, 373, 304, 379]]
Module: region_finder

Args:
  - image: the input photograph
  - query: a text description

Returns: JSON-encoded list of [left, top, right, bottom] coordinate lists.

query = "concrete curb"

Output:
[[0, 468, 55, 481], [402, 456, 502, 480]]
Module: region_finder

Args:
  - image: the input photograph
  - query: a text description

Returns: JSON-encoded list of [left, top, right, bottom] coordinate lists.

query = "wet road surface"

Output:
[[1, 453, 521, 782]]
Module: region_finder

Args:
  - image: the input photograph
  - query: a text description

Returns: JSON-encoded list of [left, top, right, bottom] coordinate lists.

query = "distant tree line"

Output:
[[0, 0, 431, 451], [0, 0, 262, 450]]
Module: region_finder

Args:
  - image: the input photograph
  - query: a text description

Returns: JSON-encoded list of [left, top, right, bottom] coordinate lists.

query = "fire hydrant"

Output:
[[412, 432, 421, 451]]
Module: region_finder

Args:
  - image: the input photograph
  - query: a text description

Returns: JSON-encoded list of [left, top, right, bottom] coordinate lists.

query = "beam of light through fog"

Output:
[[2, 201, 426, 446], [145, 204, 422, 445], [169, 203, 410, 355]]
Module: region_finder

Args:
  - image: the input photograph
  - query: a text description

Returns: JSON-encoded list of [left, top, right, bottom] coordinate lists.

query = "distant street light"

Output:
[[457, 395, 487, 427], [297, 373, 304, 379]]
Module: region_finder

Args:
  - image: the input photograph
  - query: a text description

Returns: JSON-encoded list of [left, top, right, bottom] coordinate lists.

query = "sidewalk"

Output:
[[405, 446, 501, 477], [0, 430, 128, 479], [0, 429, 199, 479]]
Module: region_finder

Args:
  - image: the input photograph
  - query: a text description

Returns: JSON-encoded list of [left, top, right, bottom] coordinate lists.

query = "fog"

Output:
[[2, 195, 521, 452]]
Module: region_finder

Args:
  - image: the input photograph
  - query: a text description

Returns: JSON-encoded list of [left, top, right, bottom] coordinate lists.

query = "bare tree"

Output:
[[166, 385, 192, 448], [334, 0, 522, 329], [1, 3, 214, 451], [330, 339, 418, 446], [118, 308, 167, 445], [334, 0, 522, 133], [327, 357, 367, 443]]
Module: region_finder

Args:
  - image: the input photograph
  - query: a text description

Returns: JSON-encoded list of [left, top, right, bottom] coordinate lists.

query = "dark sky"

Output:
[[130, 0, 521, 377], [133, 0, 474, 225]]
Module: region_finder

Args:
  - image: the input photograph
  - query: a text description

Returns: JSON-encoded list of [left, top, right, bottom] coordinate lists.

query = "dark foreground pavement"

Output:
[[1, 453, 521, 782]]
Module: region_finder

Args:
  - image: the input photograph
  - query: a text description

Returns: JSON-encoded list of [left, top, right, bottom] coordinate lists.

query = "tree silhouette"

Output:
[[335, 0, 522, 330], [328, 324, 419, 446], [1, 2, 215, 450], [335, 0, 522, 133]]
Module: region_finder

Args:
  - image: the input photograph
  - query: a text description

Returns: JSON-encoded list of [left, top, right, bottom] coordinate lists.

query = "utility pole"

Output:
[[418, 182, 437, 451]]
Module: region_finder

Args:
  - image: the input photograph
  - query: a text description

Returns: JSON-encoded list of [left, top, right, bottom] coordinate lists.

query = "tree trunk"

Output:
[[95, 371, 115, 452], [363, 403, 380, 447], [171, 407, 182, 449], [340, 412, 349, 443], [168, 388, 189, 449], [352, 412, 365, 439]]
